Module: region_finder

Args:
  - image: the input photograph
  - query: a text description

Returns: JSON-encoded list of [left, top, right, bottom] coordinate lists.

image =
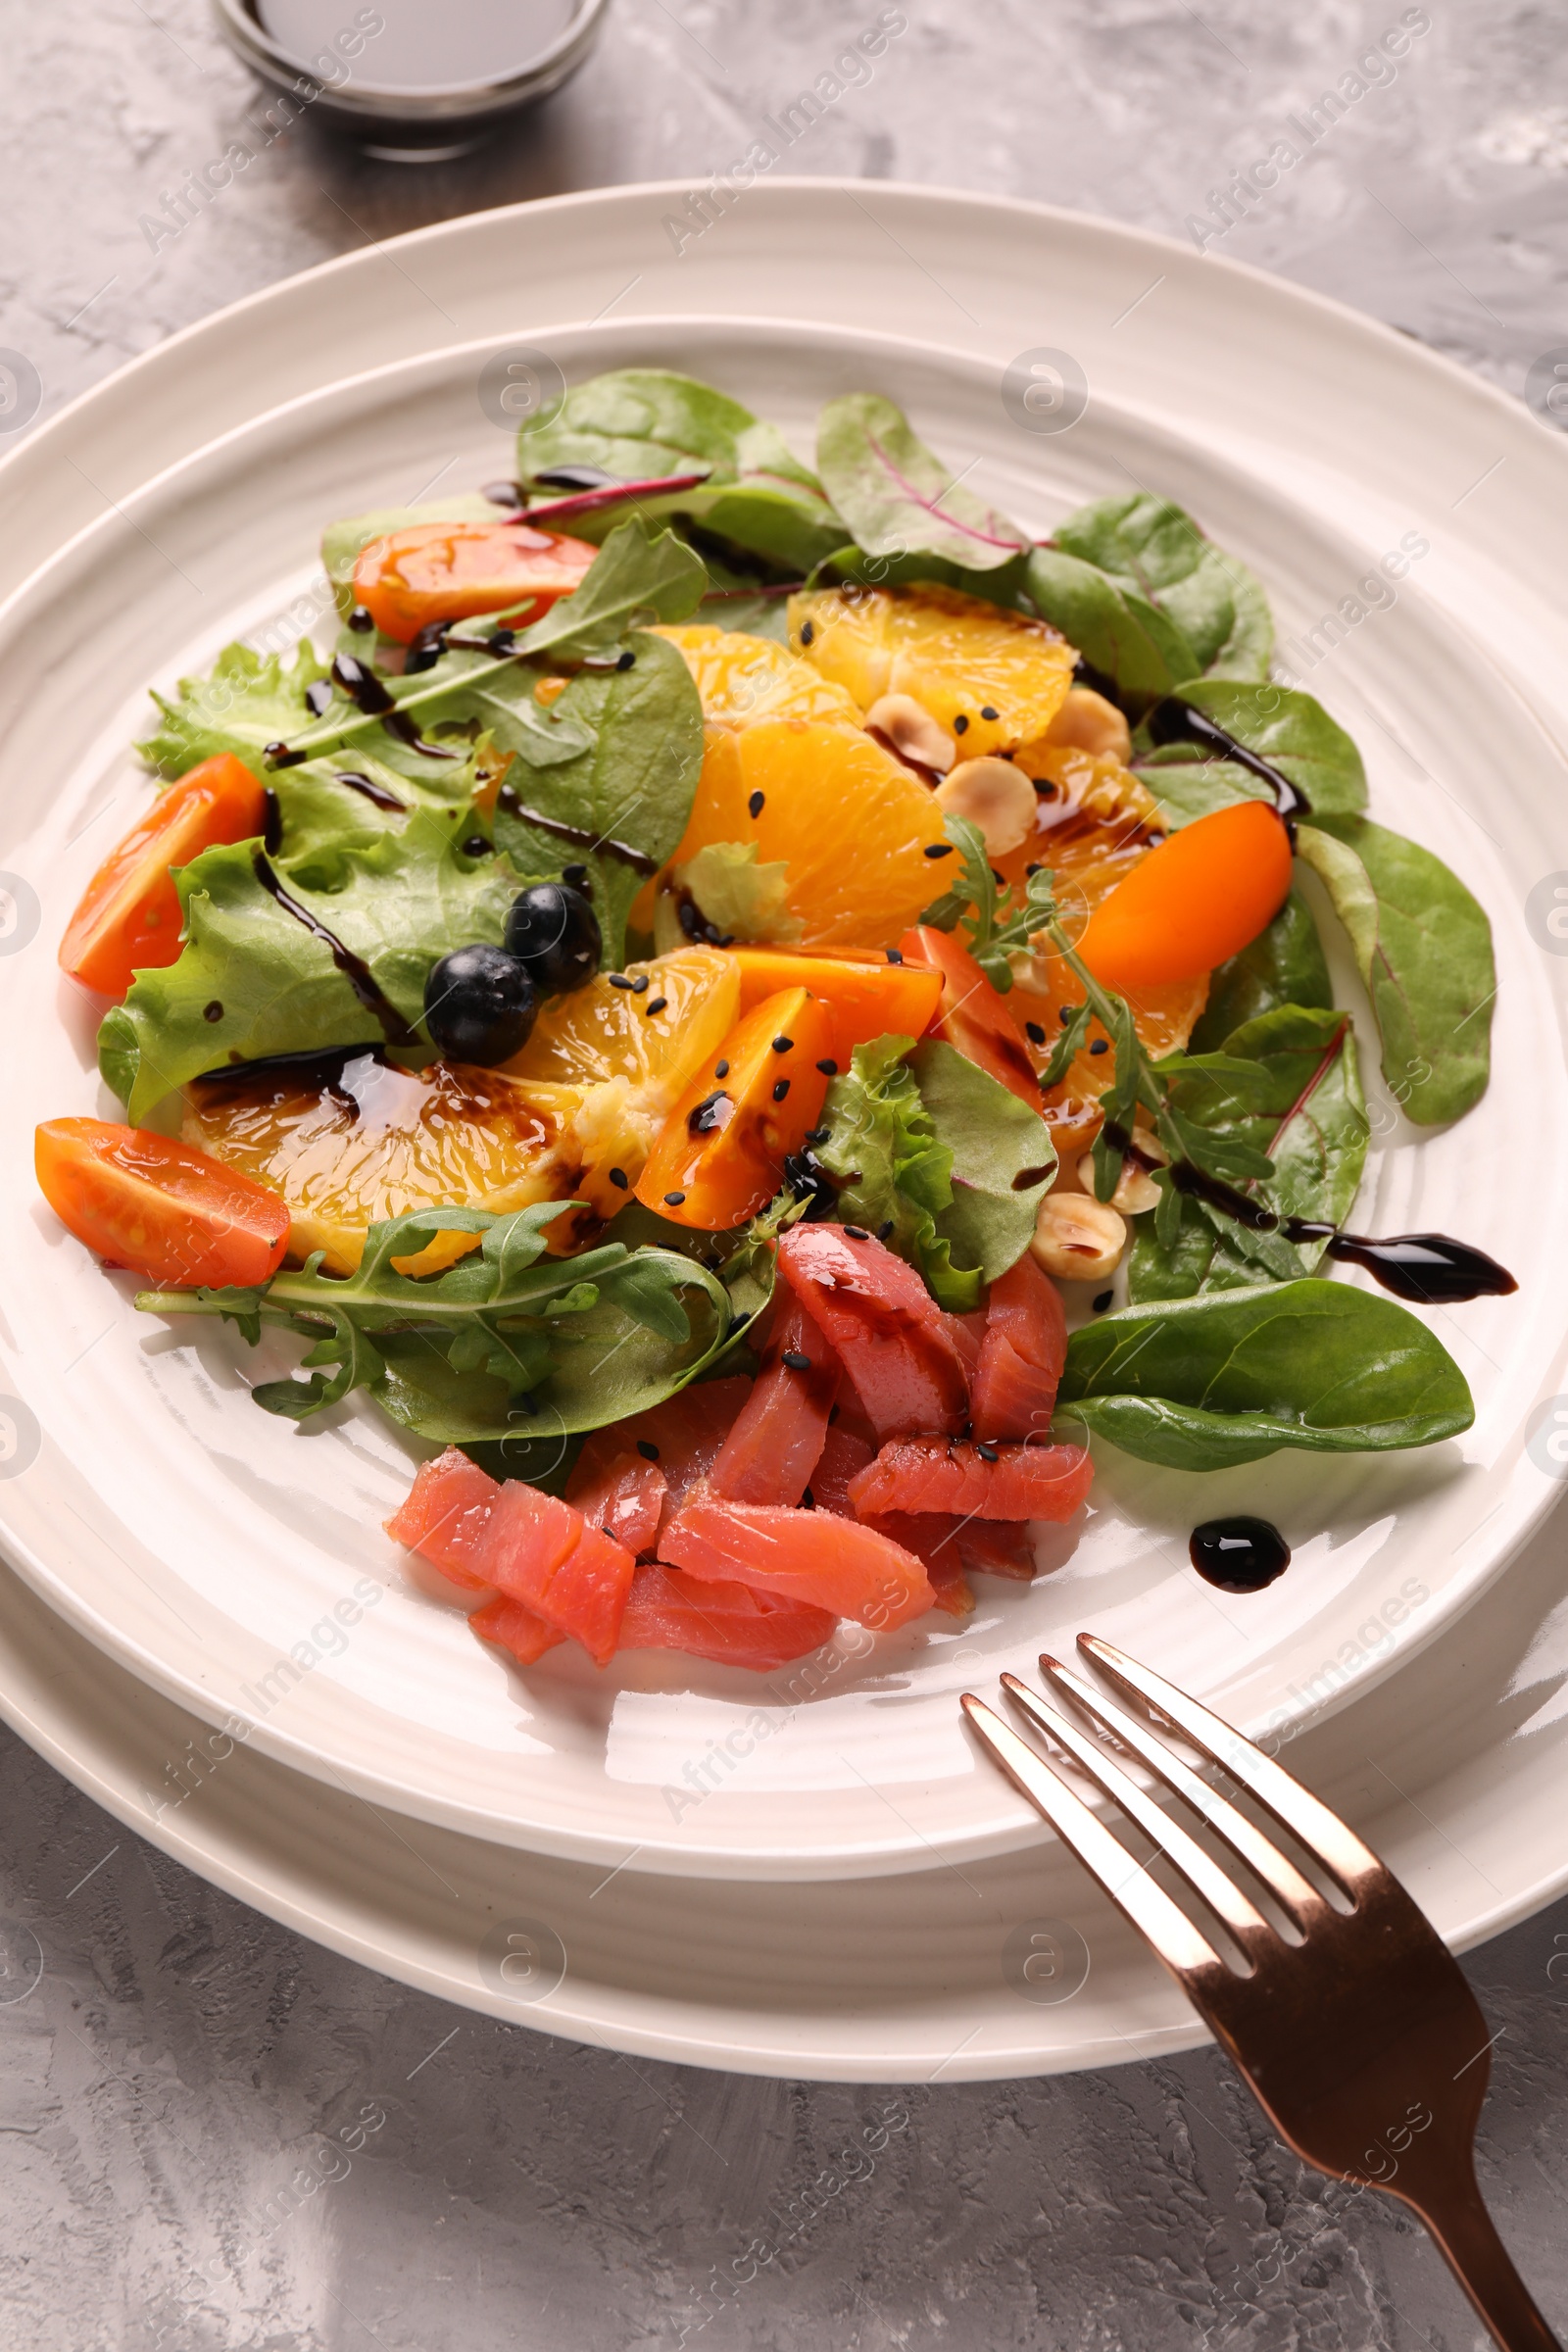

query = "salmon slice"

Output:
[[472, 1482, 635, 1666], [661, 1495, 935, 1631], [469, 1593, 565, 1667], [969, 1252, 1067, 1444], [953, 1518, 1038, 1580], [566, 1438, 667, 1556], [710, 1293, 841, 1505], [610, 1375, 756, 1536], [616, 1564, 836, 1671], [940, 1307, 989, 1387], [808, 1423, 875, 1516], [848, 1436, 1094, 1522], [776, 1224, 967, 1444], [384, 1446, 500, 1592], [855, 1512, 975, 1617]]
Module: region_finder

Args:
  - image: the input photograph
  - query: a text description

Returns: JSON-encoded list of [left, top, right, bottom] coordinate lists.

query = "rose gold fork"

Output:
[[962, 1634, 1561, 2352]]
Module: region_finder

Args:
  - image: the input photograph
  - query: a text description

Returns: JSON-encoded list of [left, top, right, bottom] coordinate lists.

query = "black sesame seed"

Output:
[[954, 713, 969, 734], [800, 619, 815, 645], [843, 1224, 869, 1240], [646, 997, 668, 1015], [637, 1440, 661, 1460], [980, 705, 1000, 721], [924, 842, 954, 858], [1025, 1020, 1046, 1045], [802, 1487, 815, 1508], [1058, 1005, 1073, 1024], [1092, 1290, 1113, 1312], [806, 1126, 830, 1145], [749, 790, 765, 818], [609, 1167, 628, 1189], [877, 1218, 894, 1241], [610, 973, 632, 990], [203, 1000, 223, 1023], [714, 1059, 730, 1079], [781, 1349, 812, 1371], [1026, 861, 1044, 875], [772, 1078, 790, 1102], [562, 863, 589, 888], [772, 1034, 793, 1054], [1090, 1038, 1109, 1055], [616, 650, 635, 670], [816, 1057, 838, 1075], [886, 949, 903, 964], [975, 1442, 1000, 1462], [663, 1190, 686, 1206], [630, 973, 649, 994]]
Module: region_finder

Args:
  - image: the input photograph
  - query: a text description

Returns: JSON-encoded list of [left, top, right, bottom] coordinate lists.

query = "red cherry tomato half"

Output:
[[898, 924, 1041, 1108], [35, 1119, 290, 1289], [352, 520, 599, 645], [59, 753, 267, 1000], [1074, 799, 1294, 989]]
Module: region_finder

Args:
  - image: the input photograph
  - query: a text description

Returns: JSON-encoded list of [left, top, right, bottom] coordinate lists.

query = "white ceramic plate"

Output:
[[1, 186, 1566, 1887]]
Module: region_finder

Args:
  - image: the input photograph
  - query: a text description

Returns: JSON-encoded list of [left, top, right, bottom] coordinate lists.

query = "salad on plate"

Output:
[[35, 369, 1513, 1680]]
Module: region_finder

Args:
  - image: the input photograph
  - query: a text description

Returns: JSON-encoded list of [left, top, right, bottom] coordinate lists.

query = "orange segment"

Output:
[[730, 947, 942, 1062], [181, 1054, 573, 1276], [636, 987, 835, 1230], [789, 582, 1076, 759], [653, 625, 859, 726]]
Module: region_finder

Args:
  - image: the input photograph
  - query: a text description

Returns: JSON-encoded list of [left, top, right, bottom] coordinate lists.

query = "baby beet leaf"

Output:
[[816, 394, 1027, 571]]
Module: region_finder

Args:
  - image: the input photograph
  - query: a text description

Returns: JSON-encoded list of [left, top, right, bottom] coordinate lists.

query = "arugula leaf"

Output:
[[1056, 1278, 1474, 1469], [1053, 493, 1273, 681], [816, 1034, 978, 1308], [1128, 1005, 1368, 1301], [1296, 816, 1494, 1126], [98, 802, 531, 1122], [1133, 680, 1368, 827], [514, 369, 846, 571], [488, 629, 705, 964], [139, 640, 328, 782], [815, 394, 1027, 573], [320, 495, 502, 616], [906, 1040, 1054, 1284], [1189, 888, 1333, 1051], [650, 841, 803, 955], [918, 812, 1055, 989], [136, 1201, 755, 1445], [1023, 548, 1197, 708]]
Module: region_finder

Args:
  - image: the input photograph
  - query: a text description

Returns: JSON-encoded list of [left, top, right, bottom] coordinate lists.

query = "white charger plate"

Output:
[[0, 186, 1565, 1896]]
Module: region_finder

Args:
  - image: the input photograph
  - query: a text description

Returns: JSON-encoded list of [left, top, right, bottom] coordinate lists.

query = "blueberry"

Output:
[[504, 881, 602, 994], [423, 945, 537, 1064]]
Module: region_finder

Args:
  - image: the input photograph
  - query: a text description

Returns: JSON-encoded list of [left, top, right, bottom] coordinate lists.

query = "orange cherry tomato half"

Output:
[[898, 925, 1042, 1109], [353, 520, 599, 645], [729, 947, 943, 1066], [60, 753, 267, 1000], [1075, 799, 1294, 990], [636, 987, 835, 1231], [35, 1119, 289, 1289]]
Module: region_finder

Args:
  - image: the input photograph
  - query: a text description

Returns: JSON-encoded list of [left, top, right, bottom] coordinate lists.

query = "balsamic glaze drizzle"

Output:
[[1146, 696, 1312, 835], [494, 783, 658, 875], [251, 851, 417, 1047], [332, 769, 407, 812]]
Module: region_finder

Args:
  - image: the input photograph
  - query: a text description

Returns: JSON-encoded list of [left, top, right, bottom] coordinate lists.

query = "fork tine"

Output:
[[995, 1674, 1273, 1947], [1020, 1657, 1327, 1931], [960, 1693, 1225, 1982], [1078, 1634, 1380, 1895]]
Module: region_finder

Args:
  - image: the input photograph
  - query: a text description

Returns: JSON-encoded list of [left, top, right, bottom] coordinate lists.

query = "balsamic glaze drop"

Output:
[[1190, 1517, 1292, 1592]]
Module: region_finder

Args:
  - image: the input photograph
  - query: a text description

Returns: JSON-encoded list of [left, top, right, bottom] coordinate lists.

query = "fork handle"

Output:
[[1411, 2179, 1563, 2351]]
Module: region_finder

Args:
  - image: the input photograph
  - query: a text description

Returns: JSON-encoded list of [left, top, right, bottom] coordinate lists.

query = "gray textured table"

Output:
[[3, 5, 1567, 2345]]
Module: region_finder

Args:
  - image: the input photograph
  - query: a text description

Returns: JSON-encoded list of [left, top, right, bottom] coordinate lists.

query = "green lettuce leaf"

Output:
[[651, 841, 803, 954], [1129, 1005, 1368, 1301], [906, 1039, 1054, 1284], [1057, 1279, 1474, 1469], [139, 640, 328, 781]]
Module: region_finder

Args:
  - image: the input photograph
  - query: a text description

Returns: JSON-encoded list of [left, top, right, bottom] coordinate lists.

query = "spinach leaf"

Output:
[[1189, 888, 1333, 1051], [140, 639, 328, 782], [136, 1201, 752, 1446], [816, 1034, 979, 1309], [1132, 680, 1368, 826], [1053, 493, 1273, 681], [1128, 1005, 1368, 1301], [906, 1039, 1054, 1283], [515, 369, 846, 572], [1057, 1278, 1473, 1469], [488, 630, 705, 964], [815, 393, 1027, 572], [98, 801, 532, 1122], [320, 495, 502, 615], [1022, 547, 1196, 706], [1296, 816, 1494, 1126]]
